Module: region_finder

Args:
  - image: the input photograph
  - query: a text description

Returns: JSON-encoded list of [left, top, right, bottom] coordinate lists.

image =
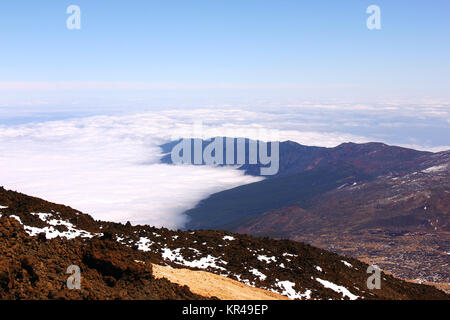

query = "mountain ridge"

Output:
[[169, 141, 449, 287], [1, 187, 448, 300]]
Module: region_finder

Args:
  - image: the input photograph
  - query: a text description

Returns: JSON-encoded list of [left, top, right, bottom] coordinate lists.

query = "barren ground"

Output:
[[152, 264, 289, 300]]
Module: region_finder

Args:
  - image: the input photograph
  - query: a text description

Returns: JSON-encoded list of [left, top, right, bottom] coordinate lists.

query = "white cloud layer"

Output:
[[0, 113, 268, 228], [0, 108, 448, 229]]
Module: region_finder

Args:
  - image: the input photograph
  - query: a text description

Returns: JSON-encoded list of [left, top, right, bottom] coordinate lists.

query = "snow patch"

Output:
[[282, 253, 297, 257], [11, 213, 98, 239], [137, 237, 153, 252], [234, 274, 252, 286], [161, 248, 227, 271], [249, 268, 267, 281], [422, 164, 448, 173], [32, 212, 52, 220], [316, 278, 359, 300], [257, 255, 276, 263], [341, 260, 353, 268], [275, 280, 311, 300]]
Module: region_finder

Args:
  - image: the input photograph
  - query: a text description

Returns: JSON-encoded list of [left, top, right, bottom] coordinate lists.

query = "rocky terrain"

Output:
[[180, 141, 441, 231], [165, 141, 449, 289], [234, 157, 450, 286], [0, 187, 448, 300], [0, 217, 206, 300]]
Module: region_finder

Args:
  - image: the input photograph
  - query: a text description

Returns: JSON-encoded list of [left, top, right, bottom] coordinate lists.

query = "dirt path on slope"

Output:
[[152, 264, 290, 300]]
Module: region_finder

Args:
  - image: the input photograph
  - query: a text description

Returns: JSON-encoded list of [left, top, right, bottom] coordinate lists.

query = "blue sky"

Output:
[[0, 1, 448, 150], [1, 1, 449, 97]]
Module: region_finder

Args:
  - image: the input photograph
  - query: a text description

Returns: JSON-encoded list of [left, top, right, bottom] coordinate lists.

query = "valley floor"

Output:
[[291, 231, 450, 293]]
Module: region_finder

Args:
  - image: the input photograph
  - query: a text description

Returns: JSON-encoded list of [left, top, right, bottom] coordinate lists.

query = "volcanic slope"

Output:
[[0, 187, 448, 300]]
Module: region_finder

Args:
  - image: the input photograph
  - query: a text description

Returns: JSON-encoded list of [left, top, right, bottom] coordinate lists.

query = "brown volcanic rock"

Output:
[[0, 187, 100, 234], [0, 187, 448, 300], [0, 217, 206, 300]]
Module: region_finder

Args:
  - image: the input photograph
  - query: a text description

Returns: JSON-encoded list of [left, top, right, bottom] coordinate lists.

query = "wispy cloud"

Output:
[[0, 81, 358, 91]]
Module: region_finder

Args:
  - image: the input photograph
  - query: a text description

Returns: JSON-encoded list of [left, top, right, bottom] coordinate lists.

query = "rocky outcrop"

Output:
[[0, 217, 207, 300]]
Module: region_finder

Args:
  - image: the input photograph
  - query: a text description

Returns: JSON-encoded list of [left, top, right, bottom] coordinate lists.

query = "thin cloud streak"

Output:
[[0, 81, 359, 91]]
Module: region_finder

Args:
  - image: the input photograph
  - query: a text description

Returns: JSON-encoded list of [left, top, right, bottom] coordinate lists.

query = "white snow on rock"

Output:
[[222, 235, 235, 241], [32, 212, 52, 220], [316, 278, 359, 300], [422, 164, 448, 173], [10, 215, 22, 222], [341, 260, 353, 268], [234, 274, 252, 286], [249, 268, 267, 281], [257, 255, 276, 263], [315, 266, 323, 272], [31, 212, 100, 239], [161, 248, 227, 271], [10, 212, 98, 239], [0, 206, 5, 217], [274, 280, 311, 300], [137, 237, 153, 252], [282, 253, 297, 257]]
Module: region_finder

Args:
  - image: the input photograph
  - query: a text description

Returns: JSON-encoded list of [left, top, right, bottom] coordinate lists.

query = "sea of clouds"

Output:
[[0, 106, 448, 229]]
